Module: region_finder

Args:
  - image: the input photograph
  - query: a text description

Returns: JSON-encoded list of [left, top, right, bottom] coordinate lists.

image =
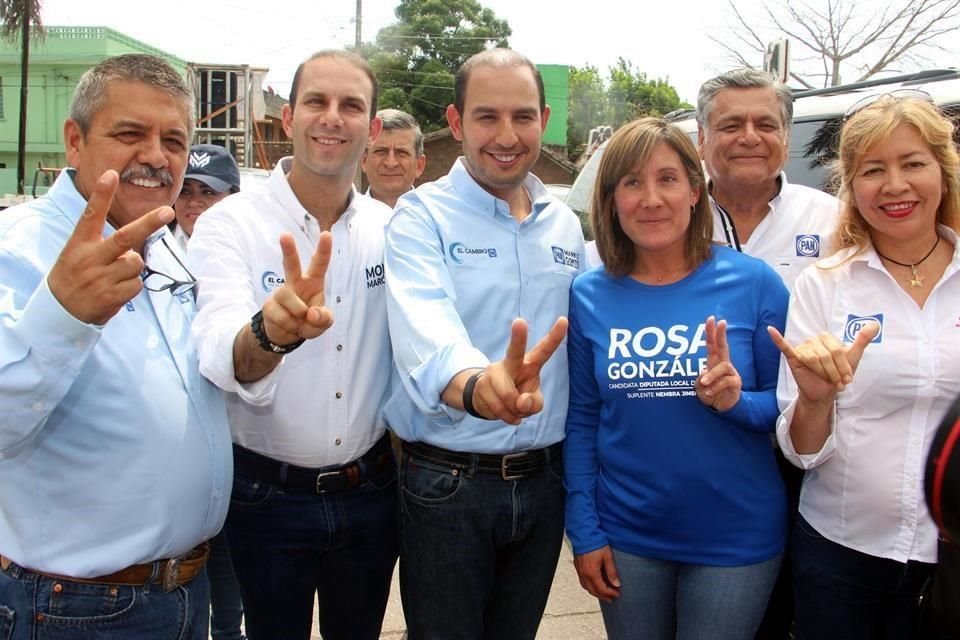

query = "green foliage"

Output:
[[0, 0, 43, 41], [366, 0, 510, 130], [567, 58, 691, 161]]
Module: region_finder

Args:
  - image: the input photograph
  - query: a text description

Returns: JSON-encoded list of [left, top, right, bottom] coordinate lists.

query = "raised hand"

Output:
[[471, 317, 569, 425], [695, 315, 742, 412], [573, 546, 621, 603], [767, 322, 879, 403], [47, 170, 175, 325], [261, 231, 334, 345]]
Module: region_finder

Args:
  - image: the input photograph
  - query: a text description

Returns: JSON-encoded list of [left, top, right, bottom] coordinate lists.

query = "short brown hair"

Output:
[[453, 48, 544, 116], [591, 117, 712, 277], [834, 96, 960, 253], [289, 50, 379, 118]]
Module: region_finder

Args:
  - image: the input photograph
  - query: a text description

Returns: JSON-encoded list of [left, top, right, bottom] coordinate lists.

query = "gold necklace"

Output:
[[874, 236, 940, 288]]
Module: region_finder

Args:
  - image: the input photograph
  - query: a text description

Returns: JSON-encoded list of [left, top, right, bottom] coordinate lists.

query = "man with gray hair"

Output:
[[362, 108, 426, 208], [697, 69, 839, 640], [697, 68, 839, 291], [0, 54, 231, 638]]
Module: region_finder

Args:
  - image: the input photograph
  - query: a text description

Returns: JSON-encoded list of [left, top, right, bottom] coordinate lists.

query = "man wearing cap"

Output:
[[0, 54, 230, 639], [172, 143, 241, 252], [188, 50, 396, 640], [361, 108, 426, 208]]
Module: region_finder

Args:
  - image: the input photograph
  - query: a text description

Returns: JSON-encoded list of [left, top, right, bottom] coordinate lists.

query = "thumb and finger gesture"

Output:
[[573, 546, 621, 602], [767, 321, 878, 402], [473, 317, 568, 424], [261, 231, 334, 345], [695, 315, 742, 412], [48, 170, 175, 325]]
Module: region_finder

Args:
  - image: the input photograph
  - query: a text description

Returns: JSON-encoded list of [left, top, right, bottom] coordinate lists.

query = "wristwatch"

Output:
[[250, 310, 305, 354]]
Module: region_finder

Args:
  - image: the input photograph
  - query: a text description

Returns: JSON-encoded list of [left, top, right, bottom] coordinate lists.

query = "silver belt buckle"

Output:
[[161, 556, 182, 593], [315, 470, 342, 494], [500, 452, 527, 481]]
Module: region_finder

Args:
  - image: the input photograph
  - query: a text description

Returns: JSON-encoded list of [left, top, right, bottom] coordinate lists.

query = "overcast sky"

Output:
[[38, 0, 960, 107]]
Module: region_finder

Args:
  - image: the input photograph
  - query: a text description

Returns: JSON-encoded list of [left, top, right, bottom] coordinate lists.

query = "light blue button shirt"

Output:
[[0, 170, 232, 578], [384, 158, 585, 454]]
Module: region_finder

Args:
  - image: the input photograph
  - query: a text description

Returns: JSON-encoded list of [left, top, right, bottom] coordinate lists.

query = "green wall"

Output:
[[0, 26, 185, 195], [537, 64, 568, 146]]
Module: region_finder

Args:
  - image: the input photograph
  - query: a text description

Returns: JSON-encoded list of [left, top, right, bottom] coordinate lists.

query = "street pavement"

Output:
[[309, 541, 607, 639]]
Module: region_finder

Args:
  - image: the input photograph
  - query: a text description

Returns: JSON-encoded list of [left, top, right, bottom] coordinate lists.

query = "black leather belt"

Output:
[[401, 440, 562, 481], [233, 434, 393, 495]]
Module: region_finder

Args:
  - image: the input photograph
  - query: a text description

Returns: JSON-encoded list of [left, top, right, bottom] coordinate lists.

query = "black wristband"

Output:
[[250, 310, 305, 354], [462, 370, 486, 419]]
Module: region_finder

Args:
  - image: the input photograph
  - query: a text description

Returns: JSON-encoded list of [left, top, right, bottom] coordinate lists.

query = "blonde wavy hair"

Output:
[[835, 96, 960, 252], [591, 117, 712, 277]]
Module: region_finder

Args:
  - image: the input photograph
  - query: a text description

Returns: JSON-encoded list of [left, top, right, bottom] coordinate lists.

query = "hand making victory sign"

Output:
[[47, 170, 175, 326], [469, 317, 569, 425], [695, 315, 742, 412], [261, 231, 335, 345]]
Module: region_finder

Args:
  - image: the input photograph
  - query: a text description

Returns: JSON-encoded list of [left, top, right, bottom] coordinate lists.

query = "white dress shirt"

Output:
[[188, 157, 393, 468], [711, 173, 841, 291], [776, 227, 960, 563]]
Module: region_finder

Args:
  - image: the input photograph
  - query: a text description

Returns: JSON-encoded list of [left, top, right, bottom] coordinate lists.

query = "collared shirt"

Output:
[[172, 223, 190, 253], [188, 157, 393, 468], [384, 157, 586, 454], [710, 173, 840, 291], [0, 170, 232, 578], [776, 227, 960, 563]]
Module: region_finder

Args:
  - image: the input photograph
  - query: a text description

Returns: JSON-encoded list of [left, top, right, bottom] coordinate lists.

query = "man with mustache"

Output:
[[0, 54, 232, 639], [384, 48, 585, 639], [696, 69, 840, 640], [362, 108, 426, 208], [188, 50, 396, 640]]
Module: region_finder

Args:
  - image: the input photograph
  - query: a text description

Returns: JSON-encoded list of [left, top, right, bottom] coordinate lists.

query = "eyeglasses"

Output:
[[141, 236, 197, 297], [843, 89, 934, 121]]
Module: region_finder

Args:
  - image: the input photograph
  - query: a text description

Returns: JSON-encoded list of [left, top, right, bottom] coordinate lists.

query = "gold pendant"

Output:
[[910, 266, 924, 288]]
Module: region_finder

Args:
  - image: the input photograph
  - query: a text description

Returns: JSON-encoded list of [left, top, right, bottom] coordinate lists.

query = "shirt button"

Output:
[[74, 340, 85, 349], [335, 438, 342, 446], [336, 296, 341, 303], [336, 344, 343, 351], [32, 401, 44, 412], [335, 392, 343, 399]]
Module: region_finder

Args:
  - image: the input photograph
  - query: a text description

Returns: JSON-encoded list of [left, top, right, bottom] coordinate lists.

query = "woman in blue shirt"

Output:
[[565, 117, 789, 640]]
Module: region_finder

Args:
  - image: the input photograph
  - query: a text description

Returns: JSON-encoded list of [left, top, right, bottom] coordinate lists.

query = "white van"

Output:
[[566, 69, 960, 239]]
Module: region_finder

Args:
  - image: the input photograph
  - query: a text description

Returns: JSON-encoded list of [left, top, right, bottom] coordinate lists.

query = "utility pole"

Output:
[[16, 0, 30, 195], [355, 0, 362, 49]]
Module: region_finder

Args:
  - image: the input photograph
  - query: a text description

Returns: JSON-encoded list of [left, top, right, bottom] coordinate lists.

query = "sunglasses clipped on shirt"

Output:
[[141, 236, 197, 297], [843, 88, 935, 121]]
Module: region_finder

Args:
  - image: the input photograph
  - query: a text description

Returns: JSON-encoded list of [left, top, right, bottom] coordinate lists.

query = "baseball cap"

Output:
[[184, 144, 241, 193]]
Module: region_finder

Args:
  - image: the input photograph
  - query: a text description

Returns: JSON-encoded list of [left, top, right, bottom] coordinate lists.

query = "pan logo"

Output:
[[844, 314, 883, 344], [796, 234, 821, 257]]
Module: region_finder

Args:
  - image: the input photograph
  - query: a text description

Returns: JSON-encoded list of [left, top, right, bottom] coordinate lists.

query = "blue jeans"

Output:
[[208, 530, 244, 640], [600, 548, 782, 640], [0, 559, 209, 640], [225, 447, 399, 640], [792, 515, 935, 640], [398, 445, 566, 640]]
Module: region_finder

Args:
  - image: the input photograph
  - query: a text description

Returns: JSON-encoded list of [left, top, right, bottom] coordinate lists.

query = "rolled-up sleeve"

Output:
[[188, 210, 281, 405], [384, 204, 489, 424]]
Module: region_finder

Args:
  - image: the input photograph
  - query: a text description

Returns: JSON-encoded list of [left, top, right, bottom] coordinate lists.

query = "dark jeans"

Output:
[[793, 514, 936, 640], [225, 446, 399, 640], [208, 530, 244, 640], [0, 559, 209, 640], [398, 444, 566, 640]]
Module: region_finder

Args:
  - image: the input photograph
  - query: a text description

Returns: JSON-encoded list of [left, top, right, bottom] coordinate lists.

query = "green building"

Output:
[[0, 26, 186, 196]]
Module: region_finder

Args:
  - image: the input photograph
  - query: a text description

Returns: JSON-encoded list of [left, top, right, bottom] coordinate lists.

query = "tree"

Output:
[[0, 0, 43, 195], [366, 0, 510, 130], [710, 0, 960, 88], [566, 60, 690, 161]]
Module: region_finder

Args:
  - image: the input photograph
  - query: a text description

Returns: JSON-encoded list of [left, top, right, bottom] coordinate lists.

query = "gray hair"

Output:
[[696, 68, 793, 135], [377, 108, 424, 156], [69, 54, 195, 139]]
